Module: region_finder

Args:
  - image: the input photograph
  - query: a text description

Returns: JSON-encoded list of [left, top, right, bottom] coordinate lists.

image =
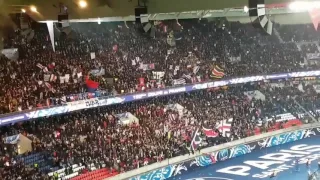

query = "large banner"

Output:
[[129, 128, 320, 180]]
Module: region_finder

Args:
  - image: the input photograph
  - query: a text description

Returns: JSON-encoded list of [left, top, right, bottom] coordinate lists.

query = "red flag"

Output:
[[113, 44, 118, 51], [203, 127, 219, 138], [309, 8, 320, 30], [48, 62, 55, 70], [139, 78, 145, 86], [148, 63, 155, 69], [85, 76, 99, 89], [212, 68, 225, 77], [191, 128, 202, 151]]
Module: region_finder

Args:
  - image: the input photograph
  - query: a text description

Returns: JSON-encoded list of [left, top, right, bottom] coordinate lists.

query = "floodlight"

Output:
[[30, 6, 37, 13], [289, 1, 320, 11], [244, 6, 249, 13], [79, 0, 88, 8]]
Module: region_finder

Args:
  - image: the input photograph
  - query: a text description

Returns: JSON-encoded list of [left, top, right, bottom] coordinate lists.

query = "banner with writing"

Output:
[[152, 71, 165, 80], [172, 78, 186, 85]]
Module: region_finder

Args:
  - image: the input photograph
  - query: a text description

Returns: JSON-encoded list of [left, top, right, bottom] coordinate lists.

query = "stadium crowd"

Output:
[[1, 19, 320, 113], [0, 18, 320, 180], [0, 81, 313, 180]]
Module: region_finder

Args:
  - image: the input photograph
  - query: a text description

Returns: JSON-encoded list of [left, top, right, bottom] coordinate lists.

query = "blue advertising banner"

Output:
[[129, 128, 320, 180], [1, 70, 320, 126]]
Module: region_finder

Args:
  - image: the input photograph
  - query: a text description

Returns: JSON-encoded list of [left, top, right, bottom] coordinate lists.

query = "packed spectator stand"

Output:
[[0, 18, 320, 180], [0, 82, 309, 180], [2, 19, 320, 113]]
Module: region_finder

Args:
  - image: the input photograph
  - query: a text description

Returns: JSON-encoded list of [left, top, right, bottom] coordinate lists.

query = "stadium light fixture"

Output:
[[30, 6, 37, 13], [244, 6, 249, 13], [78, 0, 88, 8], [289, 1, 320, 11]]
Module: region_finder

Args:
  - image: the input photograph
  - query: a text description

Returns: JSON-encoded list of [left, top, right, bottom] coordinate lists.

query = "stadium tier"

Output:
[[1, 10, 320, 180]]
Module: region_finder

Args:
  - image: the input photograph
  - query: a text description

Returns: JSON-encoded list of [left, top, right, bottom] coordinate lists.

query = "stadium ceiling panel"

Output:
[[0, 0, 308, 22]]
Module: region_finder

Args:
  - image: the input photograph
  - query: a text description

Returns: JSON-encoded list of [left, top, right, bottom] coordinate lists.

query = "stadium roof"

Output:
[[0, 0, 309, 22]]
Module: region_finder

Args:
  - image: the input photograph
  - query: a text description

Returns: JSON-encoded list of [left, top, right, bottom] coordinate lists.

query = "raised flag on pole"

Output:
[[193, 66, 200, 74], [183, 74, 192, 80], [90, 52, 96, 60], [172, 78, 186, 85], [60, 75, 66, 84], [190, 128, 202, 151], [43, 67, 49, 73], [211, 65, 225, 78], [309, 8, 320, 30], [50, 74, 57, 82], [37, 63, 45, 69], [216, 119, 232, 137], [139, 78, 145, 86], [85, 76, 99, 92], [43, 74, 50, 82], [113, 44, 118, 51], [45, 82, 56, 93]]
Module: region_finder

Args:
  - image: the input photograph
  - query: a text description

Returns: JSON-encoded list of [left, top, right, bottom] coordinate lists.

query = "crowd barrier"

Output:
[[0, 70, 320, 126], [107, 122, 320, 180]]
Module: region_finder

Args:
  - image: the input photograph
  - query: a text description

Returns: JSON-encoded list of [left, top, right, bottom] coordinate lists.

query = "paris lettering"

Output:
[[217, 144, 320, 178]]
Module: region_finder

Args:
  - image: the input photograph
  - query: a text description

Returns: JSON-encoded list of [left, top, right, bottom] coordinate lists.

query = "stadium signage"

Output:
[[85, 99, 100, 107], [217, 144, 320, 178], [1, 70, 320, 125], [125, 127, 320, 180]]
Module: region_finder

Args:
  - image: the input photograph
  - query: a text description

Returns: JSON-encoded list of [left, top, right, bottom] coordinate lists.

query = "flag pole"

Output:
[[190, 127, 199, 152]]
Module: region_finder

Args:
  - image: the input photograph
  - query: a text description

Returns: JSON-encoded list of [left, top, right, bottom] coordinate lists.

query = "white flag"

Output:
[[65, 74, 70, 83], [90, 52, 96, 60], [44, 74, 50, 82]]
